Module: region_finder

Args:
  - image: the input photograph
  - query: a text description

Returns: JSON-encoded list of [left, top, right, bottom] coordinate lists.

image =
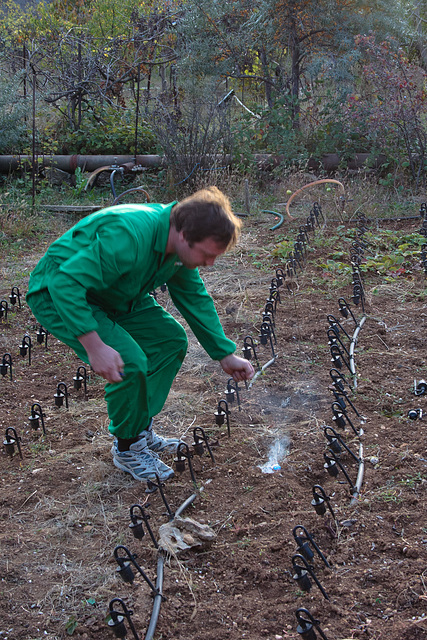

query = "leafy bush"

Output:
[[259, 99, 308, 161], [305, 93, 372, 159], [231, 99, 308, 175], [307, 36, 427, 182], [55, 103, 157, 155], [347, 35, 427, 185]]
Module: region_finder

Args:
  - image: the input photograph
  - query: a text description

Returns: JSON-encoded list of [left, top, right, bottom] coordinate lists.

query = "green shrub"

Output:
[[231, 99, 308, 174], [55, 103, 157, 155]]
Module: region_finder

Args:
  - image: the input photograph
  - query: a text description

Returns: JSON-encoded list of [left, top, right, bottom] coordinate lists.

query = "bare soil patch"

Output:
[[1, 203, 426, 640]]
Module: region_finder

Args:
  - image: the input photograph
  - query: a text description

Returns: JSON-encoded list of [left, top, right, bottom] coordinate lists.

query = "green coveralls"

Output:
[[26, 202, 236, 438]]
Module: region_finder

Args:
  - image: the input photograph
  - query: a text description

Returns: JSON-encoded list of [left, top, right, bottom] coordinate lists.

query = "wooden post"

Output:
[[244, 179, 250, 216]]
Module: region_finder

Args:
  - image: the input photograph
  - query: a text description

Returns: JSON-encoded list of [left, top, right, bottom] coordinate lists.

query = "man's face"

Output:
[[175, 232, 226, 269]]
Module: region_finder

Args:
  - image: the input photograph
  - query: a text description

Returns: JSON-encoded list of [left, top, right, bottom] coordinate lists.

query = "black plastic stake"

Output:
[[129, 504, 158, 548], [3, 427, 23, 459], [29, 403, 46, 435], [107, 598, 140, 640]]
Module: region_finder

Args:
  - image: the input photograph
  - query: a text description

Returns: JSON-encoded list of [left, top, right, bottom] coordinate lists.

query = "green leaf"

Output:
[[65, 615, 78, 636]]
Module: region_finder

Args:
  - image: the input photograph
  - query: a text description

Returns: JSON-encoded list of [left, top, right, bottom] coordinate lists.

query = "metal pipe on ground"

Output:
[[0, 154, 163, 174], [0, 152, 388, 175]]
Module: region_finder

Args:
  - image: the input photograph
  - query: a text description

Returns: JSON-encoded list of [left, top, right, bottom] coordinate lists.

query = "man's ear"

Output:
[[180, 229, 193, 247]]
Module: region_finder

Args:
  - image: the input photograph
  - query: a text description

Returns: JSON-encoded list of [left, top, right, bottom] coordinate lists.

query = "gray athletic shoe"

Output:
[[112, 435, 174, 482], [145, 420, 182, 454]]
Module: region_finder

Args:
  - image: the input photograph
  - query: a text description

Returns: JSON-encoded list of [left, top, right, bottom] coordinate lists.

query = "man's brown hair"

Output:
[[171, 186, 241, 249]]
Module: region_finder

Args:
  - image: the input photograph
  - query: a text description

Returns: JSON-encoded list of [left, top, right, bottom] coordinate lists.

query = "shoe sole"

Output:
[[113, 457, 174, 482]]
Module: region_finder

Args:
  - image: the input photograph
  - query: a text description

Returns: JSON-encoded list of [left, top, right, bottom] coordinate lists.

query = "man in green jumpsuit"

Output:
[[26, 187, 254, 482]]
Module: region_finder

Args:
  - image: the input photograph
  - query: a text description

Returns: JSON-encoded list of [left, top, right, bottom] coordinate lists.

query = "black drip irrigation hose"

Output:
[[143, 492, 198, 640], [144, 554, 164, 640]]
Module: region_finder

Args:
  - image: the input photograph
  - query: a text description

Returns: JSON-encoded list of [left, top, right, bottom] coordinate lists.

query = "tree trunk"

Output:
[[288, 4, 301, 129], [159, 64, 167, 92], [259, 48, 273, 109]]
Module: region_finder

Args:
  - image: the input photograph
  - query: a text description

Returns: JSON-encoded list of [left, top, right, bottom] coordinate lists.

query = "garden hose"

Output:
[[261, 209, 285, 230], [285, 179, 346, 219]]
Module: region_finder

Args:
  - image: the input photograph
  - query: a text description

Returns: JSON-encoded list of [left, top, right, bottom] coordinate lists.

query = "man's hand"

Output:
[[220, 353, 254, 382], [78, 331, 124, 384]]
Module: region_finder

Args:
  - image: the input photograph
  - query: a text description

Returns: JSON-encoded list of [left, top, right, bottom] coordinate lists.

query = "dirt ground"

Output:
[[0, 191, 426, 640]]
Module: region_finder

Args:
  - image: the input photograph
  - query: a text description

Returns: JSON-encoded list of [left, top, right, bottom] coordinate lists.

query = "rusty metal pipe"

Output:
[[0, 154, 163, 174], [0, 152, 388, 175]]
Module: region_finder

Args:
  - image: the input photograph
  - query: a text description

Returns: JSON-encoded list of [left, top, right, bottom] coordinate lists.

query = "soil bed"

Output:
[[0, 200, 426, 640]]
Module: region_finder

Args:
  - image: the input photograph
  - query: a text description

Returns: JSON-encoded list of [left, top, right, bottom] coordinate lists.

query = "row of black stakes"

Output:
[[290, 330, 355, 608], [277, 203, 332, 636], [349, 211, 371, 312], [2, 402, 47, 460], [325, 214, 367, 496], [242, 265, 284, 365], [289, 416, 362, 615], [2, 366, 90, 461], [3, 413, 216, 480], [326, 299, 361, 497], [0, 286, 23, 320], [240, 202, 324, 370], [289, 309, 362, 611], [53, 366, 90, 408], [294, 214, 373, 631], [288, 202, 324, 282], [0, 326, 49, 379], [277, 204, 335, 637], [290, 213, 371, 632], [221, 267, 287, 414]]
